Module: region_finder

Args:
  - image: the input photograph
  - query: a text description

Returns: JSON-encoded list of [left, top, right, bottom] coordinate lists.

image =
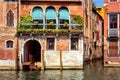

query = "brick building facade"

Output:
[[104, 0, 120, 66], [0, 0, 84, 70], [84, 0, 103, 61]]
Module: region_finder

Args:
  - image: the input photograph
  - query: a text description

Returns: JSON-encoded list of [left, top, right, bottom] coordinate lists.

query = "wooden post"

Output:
[[15, 0, 20, 71], [60, 50, 62, 71], [15, 39, 19, 71], [41, 50, 44, 70]]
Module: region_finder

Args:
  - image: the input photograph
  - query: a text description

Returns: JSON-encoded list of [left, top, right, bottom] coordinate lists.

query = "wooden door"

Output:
[[109, 39, 119, 57]]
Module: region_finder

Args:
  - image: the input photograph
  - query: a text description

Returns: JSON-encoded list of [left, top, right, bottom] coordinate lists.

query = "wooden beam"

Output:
[[60, 50, 62, 71], [41, 50, 44, 70]]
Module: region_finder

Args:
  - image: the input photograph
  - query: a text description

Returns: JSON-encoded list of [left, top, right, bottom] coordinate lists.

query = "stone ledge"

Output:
[[0, 66, 16, 70], [46, 66, 83, 70]]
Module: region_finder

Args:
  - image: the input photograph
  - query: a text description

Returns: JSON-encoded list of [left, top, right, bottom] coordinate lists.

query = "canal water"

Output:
[[0, 60, 120, 80]]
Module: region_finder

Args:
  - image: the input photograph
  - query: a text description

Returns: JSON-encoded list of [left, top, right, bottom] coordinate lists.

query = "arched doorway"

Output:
[[23, 40, 41, 70]]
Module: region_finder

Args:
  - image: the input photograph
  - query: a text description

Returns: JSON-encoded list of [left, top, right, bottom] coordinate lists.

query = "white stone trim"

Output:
[[5, 9, 15, 28], [5, 39, 14, 49], [108, 0, 118, 3], [46, 36, 56, 51]]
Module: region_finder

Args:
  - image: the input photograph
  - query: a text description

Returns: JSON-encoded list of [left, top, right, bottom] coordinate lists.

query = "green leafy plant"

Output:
[[48, 21, 54, 26], [63, 22, 68, 27], [20, 14, 33, 23], [63, 22, 68, 29], [20, 14, 33, 28], [33, 20, 39, 25], [48, 21, 55, 29], [71, 15, 84, 29]]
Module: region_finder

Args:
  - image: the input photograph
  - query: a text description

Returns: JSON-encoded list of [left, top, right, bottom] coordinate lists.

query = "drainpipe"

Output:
[[16, 0, 20, 71]]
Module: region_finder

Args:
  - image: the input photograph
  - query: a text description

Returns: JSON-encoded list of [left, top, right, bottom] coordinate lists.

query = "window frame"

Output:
[[71, 38, 79, 50], [6, 10, 14, 27], [6, 40, 14, 49], [46, 38, 55, 50], [109, 13, 118, 29], [109, 0, 118, 3]]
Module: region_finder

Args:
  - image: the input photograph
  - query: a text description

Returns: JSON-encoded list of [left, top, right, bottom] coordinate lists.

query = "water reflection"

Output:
[[0, 60, 120, 80], [17, 70, 83, 80]]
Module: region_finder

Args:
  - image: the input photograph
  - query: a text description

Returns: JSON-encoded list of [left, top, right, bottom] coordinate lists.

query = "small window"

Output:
[[109, 0, 117, 3], [6, 10, 14, 27], [6, 40, 13, 48], [71, 38, 78, 50], [109, 14, 118, 28], [46, 38, 55, 50]]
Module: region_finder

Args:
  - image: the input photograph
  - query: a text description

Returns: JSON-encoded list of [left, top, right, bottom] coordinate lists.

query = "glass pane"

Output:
[[47, 38, 55, 50], [71, 38, 78, 50], [109, 14, 117, 28]]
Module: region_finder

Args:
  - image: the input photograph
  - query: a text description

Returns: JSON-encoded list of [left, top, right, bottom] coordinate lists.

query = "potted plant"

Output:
[[48, 21, 55, 29], [33, 20, 39, 25], [63, 21, 68, 29]]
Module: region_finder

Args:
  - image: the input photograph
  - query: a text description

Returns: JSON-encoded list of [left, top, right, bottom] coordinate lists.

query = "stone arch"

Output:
[[23, 39, 41, 63]]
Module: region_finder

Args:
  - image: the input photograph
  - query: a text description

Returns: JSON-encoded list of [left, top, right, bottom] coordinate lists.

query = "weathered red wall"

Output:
[[104, 0, 120, 63], [20, 2, 83, 16]]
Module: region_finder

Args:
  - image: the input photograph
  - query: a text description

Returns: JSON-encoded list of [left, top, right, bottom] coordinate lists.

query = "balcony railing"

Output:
[[16, 23, 83, 36], [108, 29, 118, 38], [21, 0, 81, 2], [20, 23, 81, 29]]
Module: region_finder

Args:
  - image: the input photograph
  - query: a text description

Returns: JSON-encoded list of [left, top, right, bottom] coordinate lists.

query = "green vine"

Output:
[[63, 22, 69, 29], [71, 15, 84, 29], [20, 14, 33, 28]]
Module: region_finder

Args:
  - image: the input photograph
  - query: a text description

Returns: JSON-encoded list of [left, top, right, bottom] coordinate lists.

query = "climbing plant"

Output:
[[19, 14, 33, 28], [71, 15, 84, 29], [20, 14, 33, 24]]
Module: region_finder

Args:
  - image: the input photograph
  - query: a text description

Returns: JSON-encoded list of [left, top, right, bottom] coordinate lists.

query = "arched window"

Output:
[[6, 10, 14, 27], [59, 7, 69, 20], [46, 6, 56, 29], [6, 40, 13, 48], [32, 7, 43, 20], [58, 7, 69, 29], [32, 7, 43, 28]]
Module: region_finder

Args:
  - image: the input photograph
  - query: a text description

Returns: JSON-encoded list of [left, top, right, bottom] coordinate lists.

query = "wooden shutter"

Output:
[[109, 39, 118, 57]]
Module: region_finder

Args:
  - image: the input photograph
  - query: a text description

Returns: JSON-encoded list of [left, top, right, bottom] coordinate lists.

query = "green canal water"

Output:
[[0, 60, 120, 80]]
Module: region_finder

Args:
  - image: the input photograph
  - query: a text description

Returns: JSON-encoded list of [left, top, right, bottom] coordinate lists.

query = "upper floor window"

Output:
[[46, 6, 56, 29], [109, 14, 118, 29], [109, 0, 117, 3], [5, 0, 17, 1], [46, 38, 55, 50], [58, 7, 69, 29], [6, 10, 14, 27], [6, 40, 13, 48], [71, 38, 78, 50]]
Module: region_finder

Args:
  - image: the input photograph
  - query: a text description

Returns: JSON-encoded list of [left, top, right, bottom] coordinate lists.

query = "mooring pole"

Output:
[[41, 50, 44, 70], [60, 50, 62, 71]]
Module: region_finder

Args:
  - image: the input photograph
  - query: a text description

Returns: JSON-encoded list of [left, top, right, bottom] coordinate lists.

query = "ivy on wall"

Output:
[[71, 15, 84, 29], [20, 14, 33, 24]]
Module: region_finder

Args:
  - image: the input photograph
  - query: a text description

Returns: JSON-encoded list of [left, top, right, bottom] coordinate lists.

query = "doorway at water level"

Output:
[[23, 40, 41, 70]]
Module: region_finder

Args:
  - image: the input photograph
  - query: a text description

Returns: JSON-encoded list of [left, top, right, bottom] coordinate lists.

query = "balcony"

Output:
[[21, 0, 82, 2], [16, 23, 83, 37], [108, 29, 118, 38]]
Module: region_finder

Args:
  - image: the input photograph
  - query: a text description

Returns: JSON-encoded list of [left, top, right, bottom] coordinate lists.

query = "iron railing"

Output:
[[108, 29, 118, 37]]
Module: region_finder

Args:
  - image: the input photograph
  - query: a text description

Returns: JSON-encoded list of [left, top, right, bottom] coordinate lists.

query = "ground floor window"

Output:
[[6, 40, 13, 48], [46, 38, 55, 50], [71, 38, 78, 50], [109, 38, 119, 57]]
